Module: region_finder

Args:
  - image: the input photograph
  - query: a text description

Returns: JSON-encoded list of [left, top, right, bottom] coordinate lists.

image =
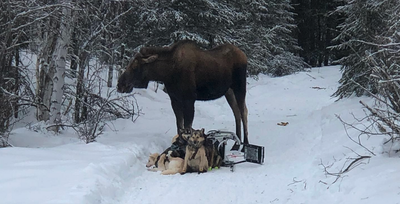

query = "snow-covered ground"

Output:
[[1, 66, 399, 204]]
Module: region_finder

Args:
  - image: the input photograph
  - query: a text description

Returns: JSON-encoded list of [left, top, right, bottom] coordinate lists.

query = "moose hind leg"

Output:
[[225, 89, 242, 151], [235, 90, 248, 148], [233, 67, 249, 150], [242, 103, 249, 145]]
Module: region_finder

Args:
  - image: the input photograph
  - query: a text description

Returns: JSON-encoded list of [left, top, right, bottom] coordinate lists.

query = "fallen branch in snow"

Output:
[[319, 155, 371, 189], [322, 156, 371, 177], [287, 177, 307, 190], [336, 114, 376, 156], [360, 101, 400, 150], [306, 73, 316, 79], [311, 86, 326, 90]]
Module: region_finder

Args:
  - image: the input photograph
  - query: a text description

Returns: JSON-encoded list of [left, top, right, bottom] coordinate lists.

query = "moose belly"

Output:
[[196, 85, 229, 101]]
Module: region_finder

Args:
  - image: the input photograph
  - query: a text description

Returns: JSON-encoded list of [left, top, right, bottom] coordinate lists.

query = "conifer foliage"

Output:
[[122, 0, 306, 76], [332, 0, 398, 99], [333, 0, 400, 152]]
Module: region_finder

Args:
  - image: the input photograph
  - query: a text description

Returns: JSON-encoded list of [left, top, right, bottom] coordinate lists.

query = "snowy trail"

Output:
[[115, 66, 352, 204], [4, 66, 400, 204]]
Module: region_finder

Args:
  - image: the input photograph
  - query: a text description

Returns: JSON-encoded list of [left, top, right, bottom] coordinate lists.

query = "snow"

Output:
[[1, 66, 400, 204]]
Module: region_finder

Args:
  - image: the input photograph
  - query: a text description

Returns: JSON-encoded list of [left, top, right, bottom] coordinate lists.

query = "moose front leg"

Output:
[[183, 100, 195, 129]]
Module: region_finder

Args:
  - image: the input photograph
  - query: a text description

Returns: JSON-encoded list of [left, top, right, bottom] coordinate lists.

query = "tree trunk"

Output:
[[70, 26, 78, 77], [118, 44, 125, 77], [107, 64, 113, 88], [49, 4, 70, 132], [13, 48, 20, 118], [36, 19, 58, 122], [74, 51, 88, 123]]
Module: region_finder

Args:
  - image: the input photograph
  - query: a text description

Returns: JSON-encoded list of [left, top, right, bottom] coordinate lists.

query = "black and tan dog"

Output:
[[159, 130, 188, 160], [146, 130, 188, 174], [204, 137, 222, 170], [181, 128, 209, 174]]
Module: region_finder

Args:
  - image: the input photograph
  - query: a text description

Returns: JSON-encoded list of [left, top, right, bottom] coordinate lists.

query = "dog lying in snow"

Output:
[[146, 132, 189, 175], [146, 151, 184, 175]]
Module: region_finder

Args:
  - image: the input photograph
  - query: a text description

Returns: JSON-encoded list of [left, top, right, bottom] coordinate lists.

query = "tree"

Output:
[[70, 0, 133, 123], [332, 0, 393, 99], [333, 0, 400, 153], [48, 0, 71, 132], [33, 1, 67, 122], [0, 0, 51, 144], [292, 0, 346, 67]]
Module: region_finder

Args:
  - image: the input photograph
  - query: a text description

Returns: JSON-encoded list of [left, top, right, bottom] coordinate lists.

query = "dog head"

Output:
[[187, 128, 206, 148], [146, 153, 159, 168], [178, 128, 193, 141]]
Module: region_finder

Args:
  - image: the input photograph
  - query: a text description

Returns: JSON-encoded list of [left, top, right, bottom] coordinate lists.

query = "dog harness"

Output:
[[190, 148, 199, 160], [154, 154, 169, 168]]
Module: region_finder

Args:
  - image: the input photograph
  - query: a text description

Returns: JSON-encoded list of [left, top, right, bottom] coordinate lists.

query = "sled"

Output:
[[206, 130, 265, 172]]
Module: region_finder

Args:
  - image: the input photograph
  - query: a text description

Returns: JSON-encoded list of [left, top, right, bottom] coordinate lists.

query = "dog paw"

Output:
[[198, 170, 207, 174]]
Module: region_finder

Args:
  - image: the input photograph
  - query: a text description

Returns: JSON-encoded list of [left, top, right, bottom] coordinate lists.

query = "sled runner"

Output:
[[206, 130, 265, 172]]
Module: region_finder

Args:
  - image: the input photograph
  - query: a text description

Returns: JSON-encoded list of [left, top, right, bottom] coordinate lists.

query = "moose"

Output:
[[117, 40, 248, 150]]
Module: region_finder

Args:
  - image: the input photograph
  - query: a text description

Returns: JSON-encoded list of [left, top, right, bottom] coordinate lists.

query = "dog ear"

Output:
[[178, 128, 184, 136]]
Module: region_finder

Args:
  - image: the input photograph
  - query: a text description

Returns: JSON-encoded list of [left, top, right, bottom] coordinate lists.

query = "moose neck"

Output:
[[144, 60, 173, 83]]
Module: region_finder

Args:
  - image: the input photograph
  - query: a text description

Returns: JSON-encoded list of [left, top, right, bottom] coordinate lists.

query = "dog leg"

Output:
[[158, 154, 167, 171], [147, 167, 159, 172], [181, 147, 190, 174], [161, 169, 179, 175], [209, 151, 215, 169], [199, 148, 209, 173], [215, 154, 222, 168]]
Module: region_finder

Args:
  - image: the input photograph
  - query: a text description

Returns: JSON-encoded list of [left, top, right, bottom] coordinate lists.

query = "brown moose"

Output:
[[117, 40, 248, 150]]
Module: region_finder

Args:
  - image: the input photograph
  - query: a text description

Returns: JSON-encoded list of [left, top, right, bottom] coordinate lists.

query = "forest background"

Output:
[[0, 0, 399, 149]]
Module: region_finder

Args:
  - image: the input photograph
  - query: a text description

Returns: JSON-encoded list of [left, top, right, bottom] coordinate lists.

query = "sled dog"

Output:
[[146, 151, 184, 175], [159, 132, 188, 159], [181, 128, 209, 174], [204, 138, 222, 169]]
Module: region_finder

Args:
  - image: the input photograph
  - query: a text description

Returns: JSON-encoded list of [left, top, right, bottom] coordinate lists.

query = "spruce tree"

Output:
[[332, 0, 392, 99]]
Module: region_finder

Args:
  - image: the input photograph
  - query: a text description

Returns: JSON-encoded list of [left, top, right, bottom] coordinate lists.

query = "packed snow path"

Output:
[[114, 66, 399, 204], [2, 66, 399, 204], [116, 67, 341, 204]]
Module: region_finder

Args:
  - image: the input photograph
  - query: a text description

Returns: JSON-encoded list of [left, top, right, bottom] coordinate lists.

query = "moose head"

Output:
[[117, 51, 159, 93]]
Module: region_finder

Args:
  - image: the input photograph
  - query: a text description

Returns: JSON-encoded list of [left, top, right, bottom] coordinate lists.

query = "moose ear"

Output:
[[142, 54, 158, 64]]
